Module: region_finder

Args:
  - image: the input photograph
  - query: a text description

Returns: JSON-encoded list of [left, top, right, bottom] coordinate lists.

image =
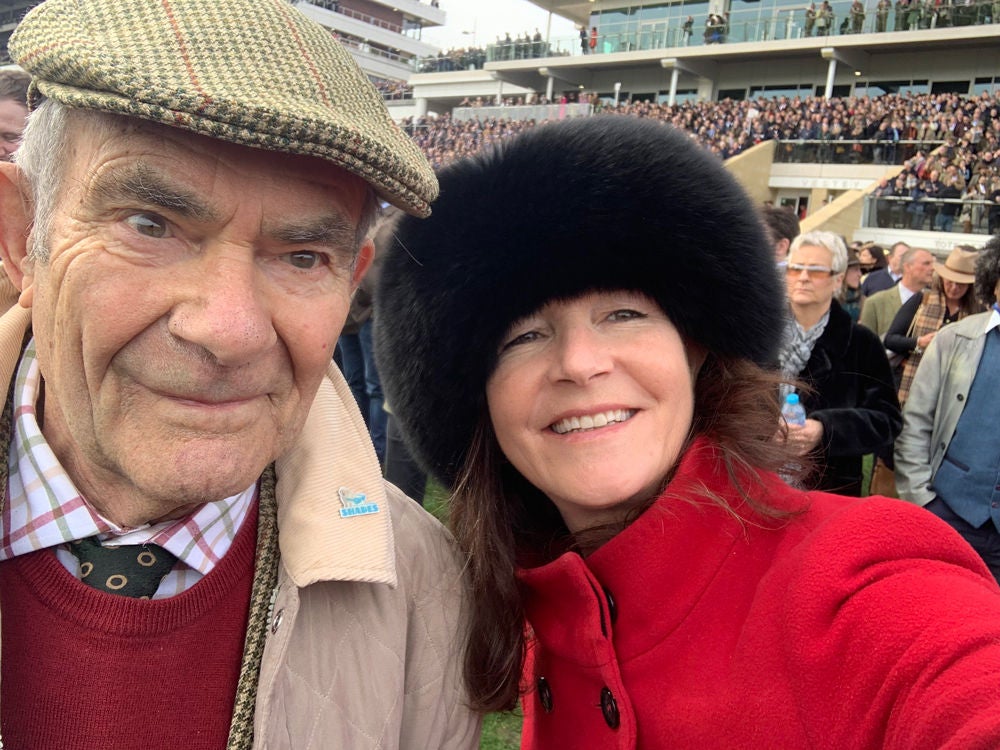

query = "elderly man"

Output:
[[0, 1, 478, 748], [859, 246, 935, 338], [896, 236, 1000, 582]]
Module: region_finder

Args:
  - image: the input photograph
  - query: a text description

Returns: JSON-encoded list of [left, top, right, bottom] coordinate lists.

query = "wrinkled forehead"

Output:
[[59, 111, 370, 218]]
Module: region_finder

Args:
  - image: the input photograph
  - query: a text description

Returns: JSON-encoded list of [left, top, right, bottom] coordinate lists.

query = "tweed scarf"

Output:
[[0, 333, 279, 749], [897, 291, 946, 406], [778, 308, 830, 399]]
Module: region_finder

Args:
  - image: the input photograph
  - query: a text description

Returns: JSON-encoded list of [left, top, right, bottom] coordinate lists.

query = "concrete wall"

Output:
[[724, 140, 777, 204]]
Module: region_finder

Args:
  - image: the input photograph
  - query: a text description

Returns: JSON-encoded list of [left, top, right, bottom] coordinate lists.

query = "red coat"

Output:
[[518, 437, 1000, 749]]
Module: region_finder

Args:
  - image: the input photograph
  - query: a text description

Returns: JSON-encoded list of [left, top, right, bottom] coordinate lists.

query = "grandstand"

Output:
[[0, 0, 445, 88], [0, 1, 37, 63], [397, 0, 999, 248], [291, 0, 444, 84], [1, 0, 996, 248]]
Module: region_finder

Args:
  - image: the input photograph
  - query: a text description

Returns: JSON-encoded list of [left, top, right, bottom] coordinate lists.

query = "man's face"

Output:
[[0, 98, 28, 161], [21, 116, 371, 526], [888, 243, 908, 274], [902, 250, 935, 289]]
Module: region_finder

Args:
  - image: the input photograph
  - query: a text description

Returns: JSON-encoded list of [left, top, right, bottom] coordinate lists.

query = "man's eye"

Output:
[[124, 212, 170, 238], [283, 251, 328, 270]]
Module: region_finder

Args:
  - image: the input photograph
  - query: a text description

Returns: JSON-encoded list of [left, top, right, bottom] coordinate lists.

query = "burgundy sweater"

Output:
[[0, 506, 257, 749], [518, 438, 1000, 749]]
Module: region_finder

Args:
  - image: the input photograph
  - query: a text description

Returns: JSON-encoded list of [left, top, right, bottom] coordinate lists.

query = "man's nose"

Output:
[[167, 250, 277, 367]]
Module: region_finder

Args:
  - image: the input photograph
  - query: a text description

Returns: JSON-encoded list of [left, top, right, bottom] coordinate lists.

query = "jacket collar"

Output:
[[0, 307, 396, 590], [517, 437, 796, 661], [803, 299, 852, 380]]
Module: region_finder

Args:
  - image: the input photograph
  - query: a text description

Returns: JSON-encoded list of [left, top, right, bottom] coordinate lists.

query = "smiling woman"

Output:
[[376, 116, 1000, 750]]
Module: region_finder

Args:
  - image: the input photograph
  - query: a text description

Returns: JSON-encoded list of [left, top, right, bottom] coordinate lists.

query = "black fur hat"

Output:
[[375, 116, 783, 487]]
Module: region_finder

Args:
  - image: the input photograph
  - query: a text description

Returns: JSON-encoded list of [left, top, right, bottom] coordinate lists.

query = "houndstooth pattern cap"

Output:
[[9, 0, 438, 217]]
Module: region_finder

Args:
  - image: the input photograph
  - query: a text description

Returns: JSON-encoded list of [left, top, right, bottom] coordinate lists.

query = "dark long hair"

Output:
[[451, 352, 805, 712], [932, 270, 982, 318]]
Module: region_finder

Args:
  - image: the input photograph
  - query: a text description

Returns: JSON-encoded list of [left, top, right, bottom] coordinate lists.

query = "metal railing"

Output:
[[298, 0, 405, 35], [774, 139, 945, 165], [451, 103, 594, 122], [863, 194, 997, 234], [408, 0, 1000, 66]]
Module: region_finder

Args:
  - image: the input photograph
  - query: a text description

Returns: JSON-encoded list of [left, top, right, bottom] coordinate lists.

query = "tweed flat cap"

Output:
[[9, 0, 437, 217]]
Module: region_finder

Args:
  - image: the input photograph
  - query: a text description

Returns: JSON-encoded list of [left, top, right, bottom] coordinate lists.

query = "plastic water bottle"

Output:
[[781, 393, 806, 427]]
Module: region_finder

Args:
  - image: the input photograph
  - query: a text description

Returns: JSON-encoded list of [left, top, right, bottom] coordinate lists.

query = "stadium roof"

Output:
[[527, 0, 592, 28]]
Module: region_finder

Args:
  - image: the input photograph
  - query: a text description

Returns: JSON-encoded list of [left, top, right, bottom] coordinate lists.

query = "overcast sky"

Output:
[[421, 0, 580, 51]]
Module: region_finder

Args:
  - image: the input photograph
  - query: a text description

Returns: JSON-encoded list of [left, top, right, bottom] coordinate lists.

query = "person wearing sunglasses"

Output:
[[778, 231, 902, 495]]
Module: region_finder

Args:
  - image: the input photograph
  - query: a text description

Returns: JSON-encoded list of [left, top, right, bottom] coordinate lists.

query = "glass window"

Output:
[[658, 89, 700, 103], [855, 79, 929, 97], [972, 77, 999, 96], [751, 83, 812, 99], [930, 80, 970, 95]]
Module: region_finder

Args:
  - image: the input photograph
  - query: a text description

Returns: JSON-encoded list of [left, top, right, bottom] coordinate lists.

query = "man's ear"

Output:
[[350, 238, 374, 290], [0, 161, 34, 294]]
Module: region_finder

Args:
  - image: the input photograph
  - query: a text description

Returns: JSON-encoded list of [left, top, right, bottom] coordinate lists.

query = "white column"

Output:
[[824, 56, 837, 99]]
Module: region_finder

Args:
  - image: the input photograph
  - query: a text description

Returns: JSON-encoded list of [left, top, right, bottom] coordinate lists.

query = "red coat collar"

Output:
[[517, 437, 800, 661]]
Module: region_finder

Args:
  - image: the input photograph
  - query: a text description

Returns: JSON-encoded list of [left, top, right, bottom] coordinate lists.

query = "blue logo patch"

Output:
[[338, 487, 380, 518]]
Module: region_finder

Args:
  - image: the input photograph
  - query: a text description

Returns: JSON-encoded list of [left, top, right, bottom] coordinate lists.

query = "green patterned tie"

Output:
[[69, 537, 178, 599]]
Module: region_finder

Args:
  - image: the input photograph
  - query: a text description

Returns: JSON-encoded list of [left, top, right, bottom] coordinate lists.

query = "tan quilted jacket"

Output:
[[0, 305, 481, 750]]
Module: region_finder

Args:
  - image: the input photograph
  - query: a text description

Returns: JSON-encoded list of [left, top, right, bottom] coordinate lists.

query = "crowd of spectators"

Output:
[[369, 76, 412, 100], [417, 47, 487, 73], [399, 90, 1000, 227]]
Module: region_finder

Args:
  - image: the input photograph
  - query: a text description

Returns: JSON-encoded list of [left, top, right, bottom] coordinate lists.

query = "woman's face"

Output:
[[786, 244, 843, 313], [486, 291, 701, 533], [943, 279, 969, 301], [845, 266, 862, 289]]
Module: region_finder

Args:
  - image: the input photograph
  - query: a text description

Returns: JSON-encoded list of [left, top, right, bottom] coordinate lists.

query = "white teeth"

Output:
[[551, 409, 634, 434]]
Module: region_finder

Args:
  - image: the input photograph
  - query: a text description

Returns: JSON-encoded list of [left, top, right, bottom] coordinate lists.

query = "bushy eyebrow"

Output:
[[89, 162, 218, 223], [268, 216, 358, 250], [88, 160, 361, 255]]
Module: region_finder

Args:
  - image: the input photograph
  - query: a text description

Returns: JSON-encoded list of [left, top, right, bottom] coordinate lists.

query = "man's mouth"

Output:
[[550, 409, 636, 435]]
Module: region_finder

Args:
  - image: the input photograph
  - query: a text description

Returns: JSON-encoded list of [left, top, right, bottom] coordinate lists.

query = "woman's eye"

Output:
[[283, 251, 328, 270], [500, 330, 540, 351], [125, 212, 170, 239], [608, 308, 646, 322]]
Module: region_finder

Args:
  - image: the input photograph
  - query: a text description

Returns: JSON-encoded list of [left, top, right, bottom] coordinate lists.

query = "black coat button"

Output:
[[537, 676, 553, 713], [604, 587, 617, 624], [600, 686, 620, 729]]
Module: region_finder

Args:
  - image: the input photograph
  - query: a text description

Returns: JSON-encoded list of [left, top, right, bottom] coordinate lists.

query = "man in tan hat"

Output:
[[0, 1, 478, 748], [896, 237, 1000, 583]]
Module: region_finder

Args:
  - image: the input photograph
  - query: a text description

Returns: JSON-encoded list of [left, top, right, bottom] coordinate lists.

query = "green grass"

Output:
[[479, 711, 523, 750], [422, 480, 523, 750]]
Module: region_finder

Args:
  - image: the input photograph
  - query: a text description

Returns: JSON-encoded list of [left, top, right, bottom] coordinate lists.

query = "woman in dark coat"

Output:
[[780, 231, 902, 495]]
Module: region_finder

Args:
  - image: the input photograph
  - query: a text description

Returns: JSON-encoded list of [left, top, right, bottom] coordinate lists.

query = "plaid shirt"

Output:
[[0, 340, 254, 599]]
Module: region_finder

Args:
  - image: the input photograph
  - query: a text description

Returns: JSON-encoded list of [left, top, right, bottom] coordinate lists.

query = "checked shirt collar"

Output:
[[0, 339, 254, 597]]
